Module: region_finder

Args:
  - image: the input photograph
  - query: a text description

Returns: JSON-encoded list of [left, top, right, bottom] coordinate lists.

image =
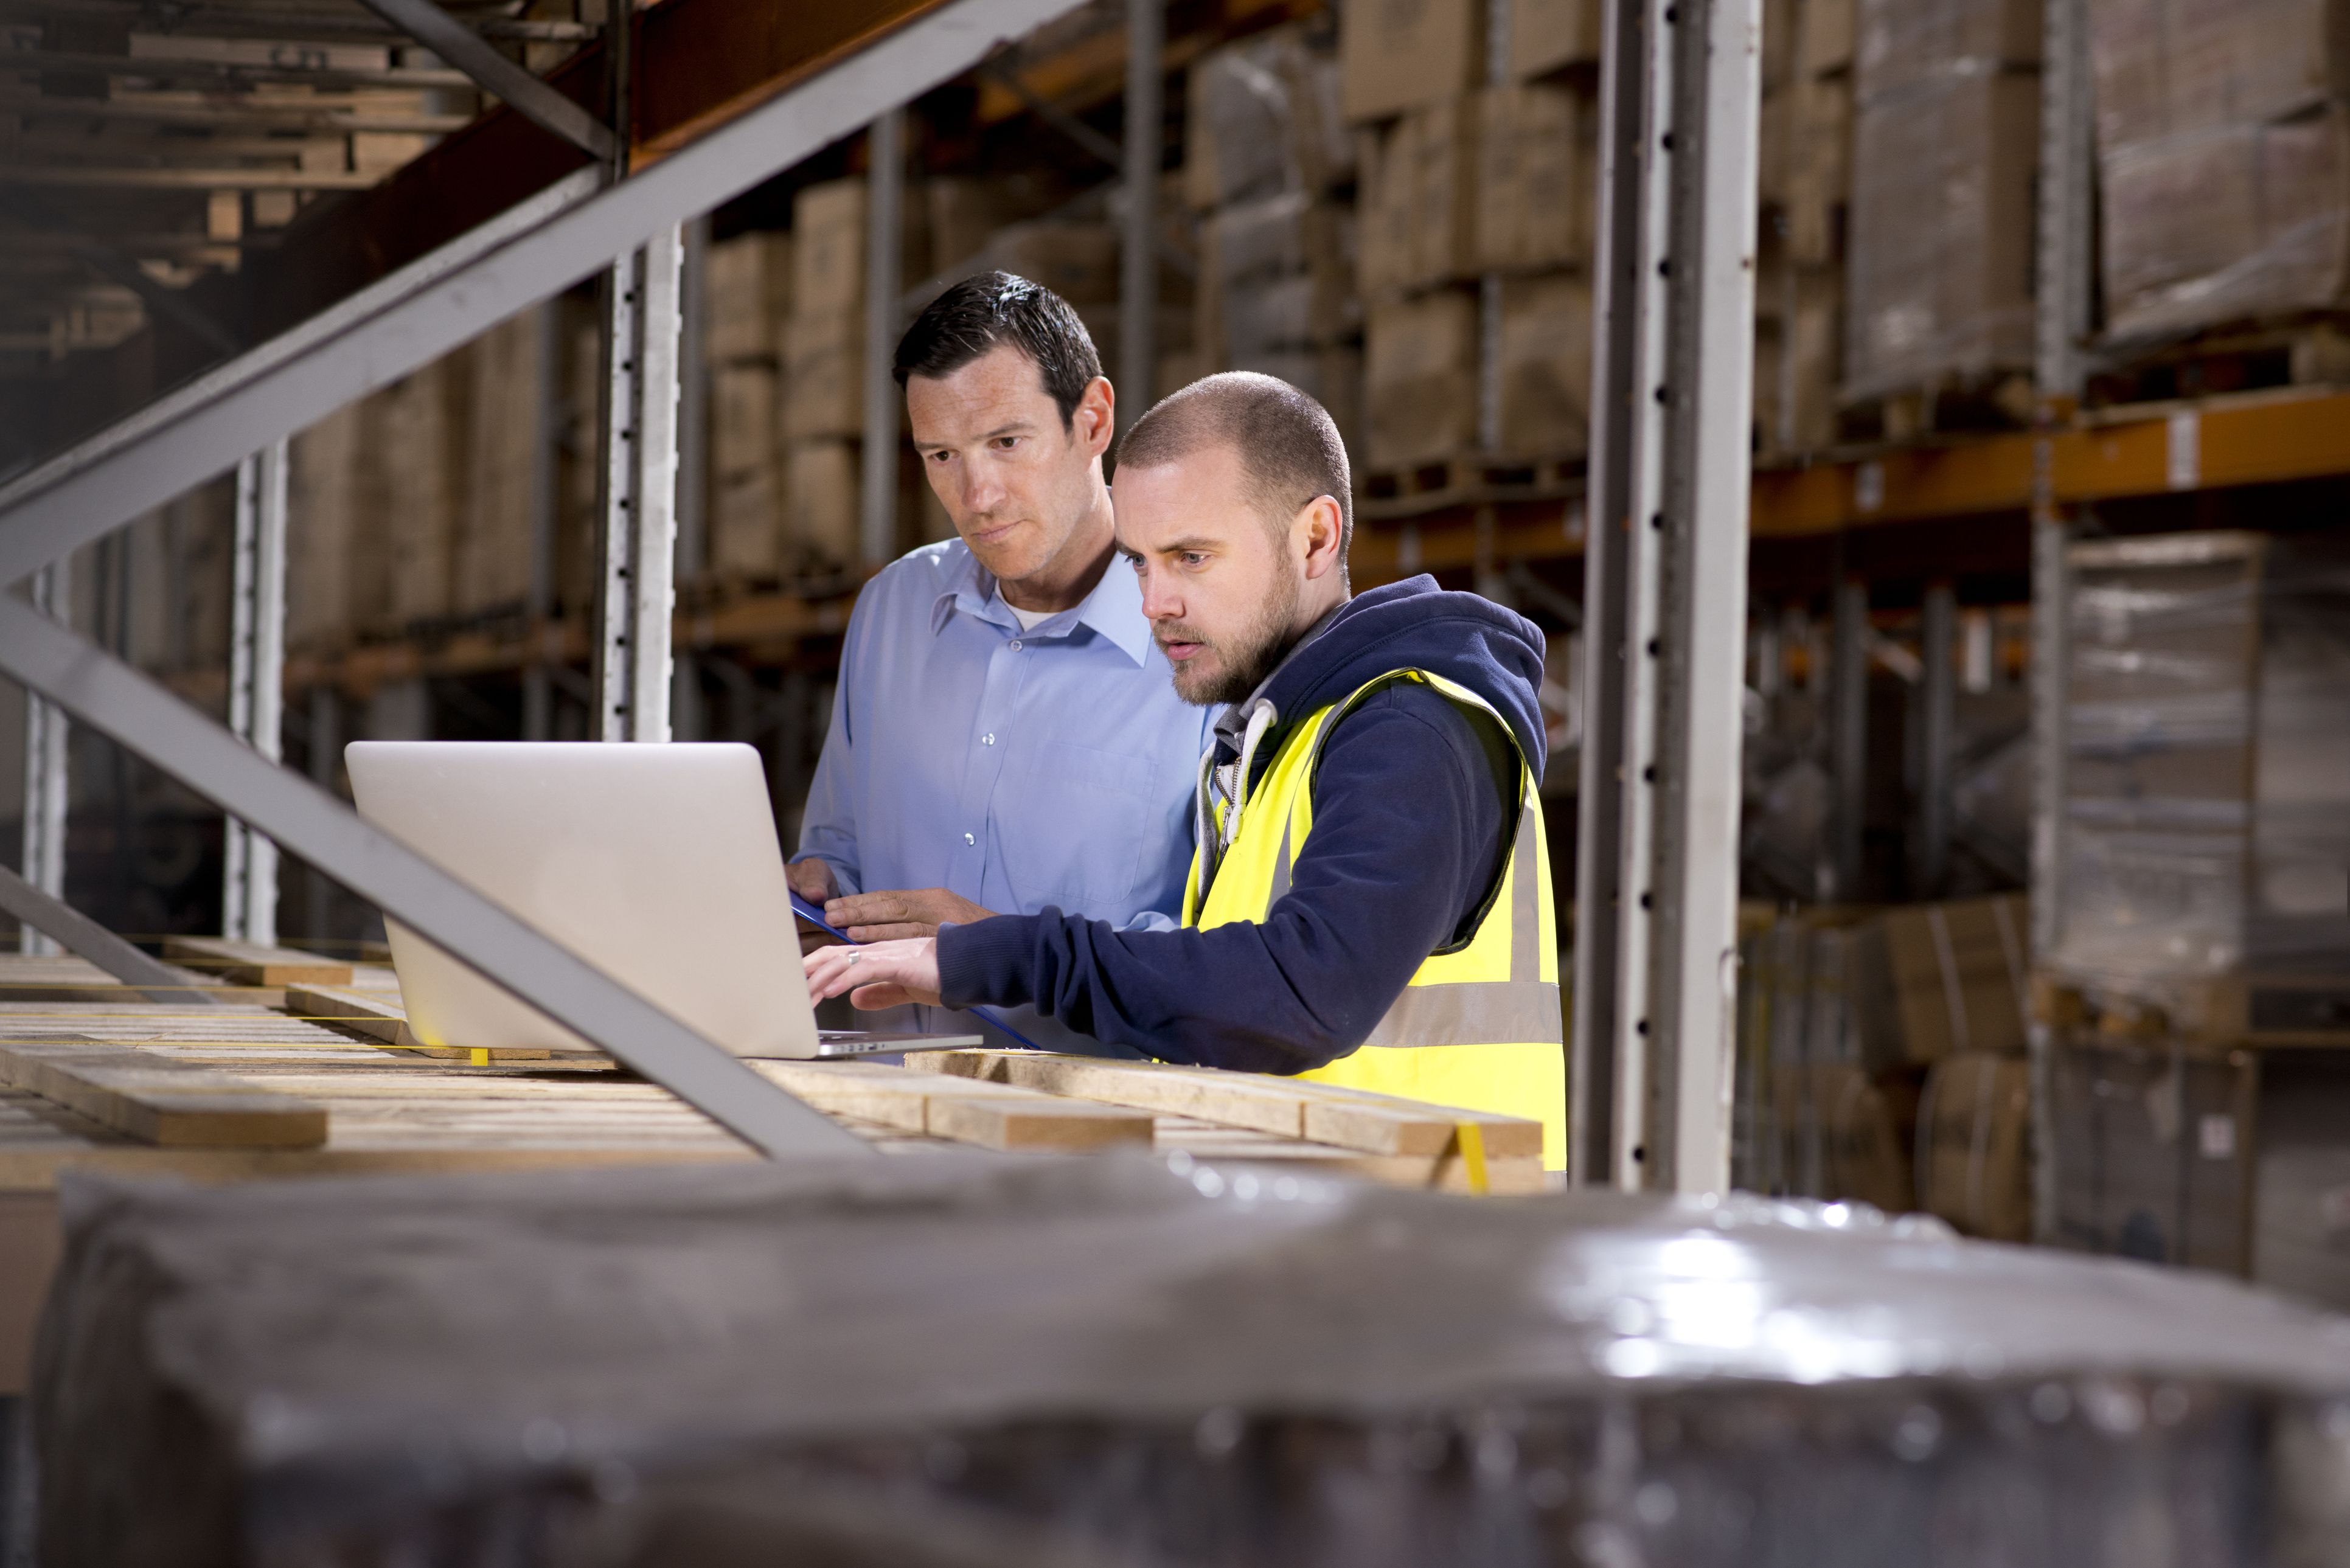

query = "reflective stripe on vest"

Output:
[[1183, 668, 1566, 1167]]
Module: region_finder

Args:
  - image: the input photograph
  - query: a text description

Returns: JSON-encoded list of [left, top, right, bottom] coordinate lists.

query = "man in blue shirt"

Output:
[[787, 272, 1210, 1053]]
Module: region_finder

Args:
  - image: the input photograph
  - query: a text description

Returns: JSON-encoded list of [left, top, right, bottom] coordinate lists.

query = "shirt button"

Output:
[[1008, 639, 1023, 651], [982, 732, 996, 745], [963, 832, 975, 845]]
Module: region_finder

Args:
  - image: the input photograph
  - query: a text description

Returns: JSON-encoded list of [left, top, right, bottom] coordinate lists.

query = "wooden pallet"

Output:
[[1839, 372, 2035, 445], [2032, 969, 2350, 1050], [163, 936, 353, 988], [1357, 451, 1583, 520], [2088, 317, 2350, 411]]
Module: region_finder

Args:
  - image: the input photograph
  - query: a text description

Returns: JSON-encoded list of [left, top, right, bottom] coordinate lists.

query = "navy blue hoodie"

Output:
[[936, 575, 1549, 1074]]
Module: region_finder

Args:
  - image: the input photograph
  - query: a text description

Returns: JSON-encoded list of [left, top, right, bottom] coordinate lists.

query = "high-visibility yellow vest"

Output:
[[1182, 669, 1566, 1168]]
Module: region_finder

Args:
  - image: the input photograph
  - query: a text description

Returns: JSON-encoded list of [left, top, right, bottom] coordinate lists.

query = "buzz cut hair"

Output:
[[1113, 372, 1353, 563]]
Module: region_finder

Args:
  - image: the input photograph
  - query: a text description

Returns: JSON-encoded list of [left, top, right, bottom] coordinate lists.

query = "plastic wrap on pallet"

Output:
[[1843, 62, 2039, 402], [38, 1157, 2350, 1567], [2088, 0, 2348, 153], [2053, 533, 2350, 990], [2099, 103, 2350, 341], [1187, 26, 1352, 211], [1855, 0, 2042, 97]]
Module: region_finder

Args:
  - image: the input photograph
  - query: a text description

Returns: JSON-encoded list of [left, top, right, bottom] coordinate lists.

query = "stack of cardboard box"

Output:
[[2088, 0, 2350, 343], [1185, 24, 1361, 445], [704, 231, 793, 585], [782, 181, 874, 575], [1754, 0, 1853, 457], [1843, 0, 2040, 414], [1349, 0, 1597, 471]]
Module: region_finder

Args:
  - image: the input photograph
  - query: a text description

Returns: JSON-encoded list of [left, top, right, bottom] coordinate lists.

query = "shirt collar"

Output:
[[925, 539, 1154, 668]]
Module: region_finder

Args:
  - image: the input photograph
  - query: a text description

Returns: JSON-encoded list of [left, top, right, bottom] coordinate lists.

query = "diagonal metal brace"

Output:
[[0, 597, 867, 1160], [352, 0, 618, 161], [0, 864, 227, 1007]]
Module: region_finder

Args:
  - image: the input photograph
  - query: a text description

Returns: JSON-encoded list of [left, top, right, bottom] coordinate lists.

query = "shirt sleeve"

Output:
[[935, 686, 1517, 1073], [792, 588, 871, 897]]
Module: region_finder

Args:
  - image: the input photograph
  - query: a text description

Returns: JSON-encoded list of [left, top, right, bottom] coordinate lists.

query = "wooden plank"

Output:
[[164, 937, 353, 987], [0, 1039, 327, 1148], [754, 1060, 1153, 1153], [282, 982, 553, 1063], [923, 1052, 1545, 1159]]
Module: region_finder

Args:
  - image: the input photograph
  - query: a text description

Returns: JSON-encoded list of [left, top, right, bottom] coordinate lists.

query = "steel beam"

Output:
[[0, 0, 1093, 584], [18, 560, 68, 959], [595, 226, 685, 743], [1118, 0, 1162, 428], [224, 440, 289, 945], [0, 597, 866, 1157], [352, 0, 618, 161], [0, 864, 223, 1004], [1570, 0, 1760, 1195], [861, 108, 908, 569], [1915, 581, 1955, 897]]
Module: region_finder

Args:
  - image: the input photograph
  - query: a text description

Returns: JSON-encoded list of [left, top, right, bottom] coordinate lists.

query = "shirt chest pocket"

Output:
[[998, 740, 1156, 912]]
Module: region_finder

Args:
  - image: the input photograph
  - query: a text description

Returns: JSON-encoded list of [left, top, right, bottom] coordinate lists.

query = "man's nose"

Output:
[[963, 457, 1008, 513], [1137, 566, 1179, 622]]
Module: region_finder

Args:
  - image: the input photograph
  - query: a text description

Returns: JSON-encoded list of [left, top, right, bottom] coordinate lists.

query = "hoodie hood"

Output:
[[1223, 575, 1549, 786]]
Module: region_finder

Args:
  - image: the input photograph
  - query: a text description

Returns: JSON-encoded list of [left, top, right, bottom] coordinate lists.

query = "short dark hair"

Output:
[[1114, 372, 1353, 562], [892, 271, 1102, 429]]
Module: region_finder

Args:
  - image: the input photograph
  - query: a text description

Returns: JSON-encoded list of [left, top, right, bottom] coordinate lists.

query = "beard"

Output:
[[1159, 564, 1302, 707]]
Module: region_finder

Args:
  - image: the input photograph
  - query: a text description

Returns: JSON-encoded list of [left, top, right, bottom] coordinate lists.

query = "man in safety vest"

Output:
[[804, 371, 1566, 1162]]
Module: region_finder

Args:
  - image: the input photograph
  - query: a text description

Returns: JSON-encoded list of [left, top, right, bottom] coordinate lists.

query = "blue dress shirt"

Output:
[[796, 538, 1212, 1054]]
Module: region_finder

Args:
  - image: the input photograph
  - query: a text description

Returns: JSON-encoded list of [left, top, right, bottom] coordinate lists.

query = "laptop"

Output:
[[344, 741, 981, 1060]]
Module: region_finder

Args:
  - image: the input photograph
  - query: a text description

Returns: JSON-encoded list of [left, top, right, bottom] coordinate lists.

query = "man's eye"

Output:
[[993, 436, 1020, 449], [1181, 552, 1209, 567]]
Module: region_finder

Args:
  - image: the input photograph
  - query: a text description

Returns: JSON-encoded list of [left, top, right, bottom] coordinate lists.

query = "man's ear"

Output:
[[1074, 376, 1116, 457], [1297, 494, 1346, 581]]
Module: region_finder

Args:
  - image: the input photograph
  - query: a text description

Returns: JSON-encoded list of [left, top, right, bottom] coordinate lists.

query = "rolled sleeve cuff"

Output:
[[937, 914, 1043, 1011]]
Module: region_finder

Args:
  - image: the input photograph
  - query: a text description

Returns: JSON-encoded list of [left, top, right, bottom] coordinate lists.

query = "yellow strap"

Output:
[[1456, 1122, 1490, 1196], [471, 1047, 492, 1066]]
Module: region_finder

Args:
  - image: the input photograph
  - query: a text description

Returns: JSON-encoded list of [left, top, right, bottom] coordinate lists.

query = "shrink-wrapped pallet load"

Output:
[[1496, 274, 1593, 455], [1364, 291, 1478, 467], [452, 310, 541, 617], [2050, 532, 2350, 1012], [2090, 0, 2350, 339], [1916, 1050, 2034, 1241], [1339, 0, 1481, 122], [1843, 0, 2040, 406], [286, 403, 366, 653], [354, 353, 464, 634]]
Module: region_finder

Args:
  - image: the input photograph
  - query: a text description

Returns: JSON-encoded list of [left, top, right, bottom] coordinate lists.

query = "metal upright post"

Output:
[[1916, 580, 1955, 897], [1475, 0, 1510, 456], [861, 108, 907, 567], [224, 439, 288, 945], [594, 9, 686, 744], [1119, 0, 1163, 430], [1829, 575, 1868, 900], [1570, 0, 1761, 1194], [673, 217, 710, 743], [525, 301, 561, 743], [2030, 0, 2094, 1243], [19, 559, 69, 956]]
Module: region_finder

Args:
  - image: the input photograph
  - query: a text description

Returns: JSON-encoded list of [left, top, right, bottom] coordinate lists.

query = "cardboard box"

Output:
[[1844, 68, 2038, 400], [1341, 0, 1481, 122], [2088, 0, 2350, 150], [1406, 95, 1481, 288], [785, 437, 860, 572], [1800, 0, 1858, 76], [355, 353, 463, 633], [2100, 103, 2350, 341], [1197, 193, 1358, 361], [452, 311, 540, 618], [704, 231, 791, 366], [1509, 0, 1599, 78], [1475, 83, 1594, 272], [782, 311, 864, 440], [792, 179, 867, 319], [707, 364, 785, 580], [1857, 0, 2042, 98], [1497, 274, 1593, 456], [1752, 263, 1844, 454], [1848, 894, 2031, 1070], [286, 401, 364, 653], [1187, 26, 1353, 207], [1917, 1051, 2033, 1241], [1365, 290, 1478, 468], [975, 221, 1121, 305], [1770, 1061, 1919, 1215], [1784, 72, 1852, 265], [1355, 117, 1419, 299]]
